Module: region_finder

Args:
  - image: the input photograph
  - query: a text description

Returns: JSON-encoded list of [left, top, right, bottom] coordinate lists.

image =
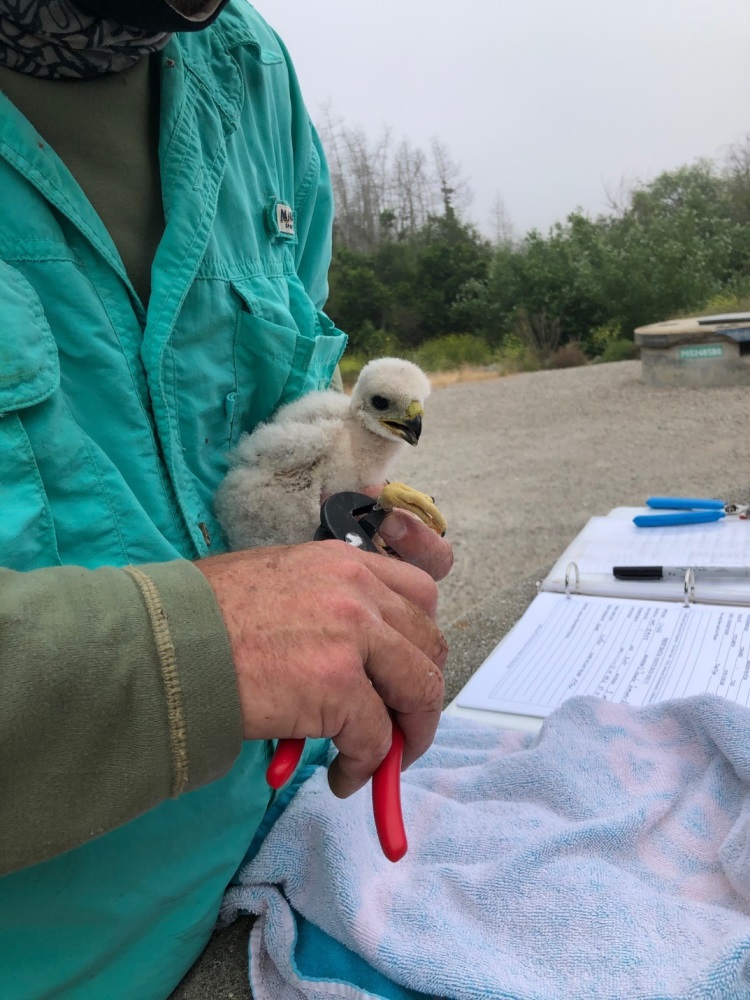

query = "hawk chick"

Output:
[[215, 357, 446, 550]]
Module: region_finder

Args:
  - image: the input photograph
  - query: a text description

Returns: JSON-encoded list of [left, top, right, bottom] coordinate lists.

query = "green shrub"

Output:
[[357, 324, 404, 358], [495, 332, 541, 373], [509, 353, 543, 373], [696, 287, 750, 316], [588, 320, 623, 357], [670, 277, 750, 321], [407, 334, 495, 372], [600, 338, 639, 363]]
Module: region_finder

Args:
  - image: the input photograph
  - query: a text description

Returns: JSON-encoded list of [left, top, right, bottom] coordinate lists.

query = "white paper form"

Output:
[[571, 515, 750, 576], [456, 592, 750, 717], [543, 511, 750, 604]]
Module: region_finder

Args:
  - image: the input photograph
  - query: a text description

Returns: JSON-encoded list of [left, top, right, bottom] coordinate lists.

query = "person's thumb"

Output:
[[378, 511, 453, 582]]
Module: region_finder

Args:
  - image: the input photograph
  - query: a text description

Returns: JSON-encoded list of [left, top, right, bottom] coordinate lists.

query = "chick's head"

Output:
[[350, 357, 432, 446]]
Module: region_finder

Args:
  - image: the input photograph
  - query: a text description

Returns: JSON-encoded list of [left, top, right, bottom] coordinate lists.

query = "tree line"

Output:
[[319, 114, 750, 368]]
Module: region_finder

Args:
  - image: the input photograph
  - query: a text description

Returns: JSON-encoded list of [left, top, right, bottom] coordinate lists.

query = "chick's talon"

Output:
[[376, 481, 448, 536]]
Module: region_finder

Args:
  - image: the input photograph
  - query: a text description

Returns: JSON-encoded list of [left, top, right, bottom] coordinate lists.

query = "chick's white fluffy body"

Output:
[[215, 358, 431, 550]]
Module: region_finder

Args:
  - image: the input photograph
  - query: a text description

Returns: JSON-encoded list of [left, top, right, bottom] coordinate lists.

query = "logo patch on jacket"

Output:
[[265, 199, 296, 242]]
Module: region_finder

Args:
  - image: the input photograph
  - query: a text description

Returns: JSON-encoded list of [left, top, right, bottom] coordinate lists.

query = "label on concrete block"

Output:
[[679, 345, 724, 359]]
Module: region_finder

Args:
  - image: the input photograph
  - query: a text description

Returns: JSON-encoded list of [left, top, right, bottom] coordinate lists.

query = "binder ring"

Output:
[[564, 562, 579, 597], [683, 567, 695, 607]]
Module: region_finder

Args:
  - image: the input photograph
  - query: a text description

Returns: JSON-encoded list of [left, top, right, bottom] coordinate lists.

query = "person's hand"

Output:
[[196, 541, 447, 797]]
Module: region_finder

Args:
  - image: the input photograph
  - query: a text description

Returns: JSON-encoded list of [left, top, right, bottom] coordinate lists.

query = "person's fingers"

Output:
[[377, 510, 454, 581], [331, 551, 448, 666], [326, 693, 392, 798], [316, 539, 441, 620], [360, 610, 447, 712], [327, 619, 445, 797]]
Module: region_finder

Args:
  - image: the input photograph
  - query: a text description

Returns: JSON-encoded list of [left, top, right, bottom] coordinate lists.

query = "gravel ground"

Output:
[[398, 359, 750, 627], [172, 358, 750, 998]]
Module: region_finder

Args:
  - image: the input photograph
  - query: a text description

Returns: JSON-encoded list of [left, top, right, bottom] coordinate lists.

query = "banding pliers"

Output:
[[634, 497, 750, 527], [265, 492, 408, 863]]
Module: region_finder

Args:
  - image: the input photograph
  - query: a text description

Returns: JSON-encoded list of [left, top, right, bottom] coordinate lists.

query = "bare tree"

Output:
[[722, 134, 750, 225], [431, 138, 472, 220], [315, 106, 473, 250], [723, 134, 750, 183], [317, 104, 391, 251], [602, 172, 638, 219], [342, 124, 390, 249], [390, 138, 434, 237], [490, 193, 515, 248]]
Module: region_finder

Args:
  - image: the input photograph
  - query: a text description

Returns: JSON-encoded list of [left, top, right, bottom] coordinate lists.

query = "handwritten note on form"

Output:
[[456, 592, 750, 718]]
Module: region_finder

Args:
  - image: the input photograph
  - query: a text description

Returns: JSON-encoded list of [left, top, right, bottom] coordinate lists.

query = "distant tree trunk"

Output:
[[431, 138, 471, 220], [490, 194, 515, 248], [391, 139, 434, 237]]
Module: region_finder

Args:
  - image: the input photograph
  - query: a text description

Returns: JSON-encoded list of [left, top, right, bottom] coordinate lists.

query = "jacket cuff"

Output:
[[133, 560, 242, 793]]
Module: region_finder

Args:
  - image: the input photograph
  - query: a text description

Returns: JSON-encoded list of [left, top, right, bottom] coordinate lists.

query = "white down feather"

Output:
[[215, 357, 431, 549]]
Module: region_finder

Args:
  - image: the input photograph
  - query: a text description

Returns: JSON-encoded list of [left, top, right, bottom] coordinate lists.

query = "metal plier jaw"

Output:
[[724, 503, 750, 518], [313, 492, 386, 552], [634, 497, 750, 527]]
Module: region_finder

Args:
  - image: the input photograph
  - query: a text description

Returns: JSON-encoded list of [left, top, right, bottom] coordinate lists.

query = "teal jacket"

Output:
[[0, 4, 344, 997]]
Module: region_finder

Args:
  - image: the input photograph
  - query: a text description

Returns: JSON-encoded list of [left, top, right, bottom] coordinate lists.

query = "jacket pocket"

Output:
[[277, 308, 347, 409], [229, 276, 348, 447], [0, 264, 62, 569], [231, 303, 298, 442]]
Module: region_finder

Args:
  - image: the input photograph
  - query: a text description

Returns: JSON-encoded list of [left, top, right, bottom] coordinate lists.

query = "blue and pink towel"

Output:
[[221, 696, 750, 999]]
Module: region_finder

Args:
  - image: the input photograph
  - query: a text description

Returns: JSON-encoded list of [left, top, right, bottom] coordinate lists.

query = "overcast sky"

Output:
[[250, 0, 750, 239]]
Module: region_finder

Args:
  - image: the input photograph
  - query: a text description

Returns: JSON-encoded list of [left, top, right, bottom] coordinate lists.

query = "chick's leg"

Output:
[[376, 481, 447, 536]]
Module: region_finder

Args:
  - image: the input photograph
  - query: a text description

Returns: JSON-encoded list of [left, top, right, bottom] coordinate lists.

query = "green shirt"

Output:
[[0, 54, 163, 305]]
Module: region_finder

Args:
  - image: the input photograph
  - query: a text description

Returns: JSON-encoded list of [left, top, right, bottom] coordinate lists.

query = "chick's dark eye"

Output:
[[371, 395, 389, 411]]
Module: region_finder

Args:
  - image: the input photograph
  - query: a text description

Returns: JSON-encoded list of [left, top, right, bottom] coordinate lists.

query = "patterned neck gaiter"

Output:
[[0, 0, 171, 79]]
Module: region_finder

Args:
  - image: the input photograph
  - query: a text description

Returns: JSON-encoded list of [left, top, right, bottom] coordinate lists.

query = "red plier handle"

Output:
[[265, 721, 408, 863], [265, 737, 307, 790]]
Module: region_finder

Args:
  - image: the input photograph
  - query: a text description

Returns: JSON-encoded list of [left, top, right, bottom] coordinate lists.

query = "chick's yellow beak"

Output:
[[380, 400, 424, 446]]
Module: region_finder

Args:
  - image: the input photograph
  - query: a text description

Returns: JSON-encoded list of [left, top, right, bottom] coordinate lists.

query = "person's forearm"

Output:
[[0, 560, 242, 875]]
